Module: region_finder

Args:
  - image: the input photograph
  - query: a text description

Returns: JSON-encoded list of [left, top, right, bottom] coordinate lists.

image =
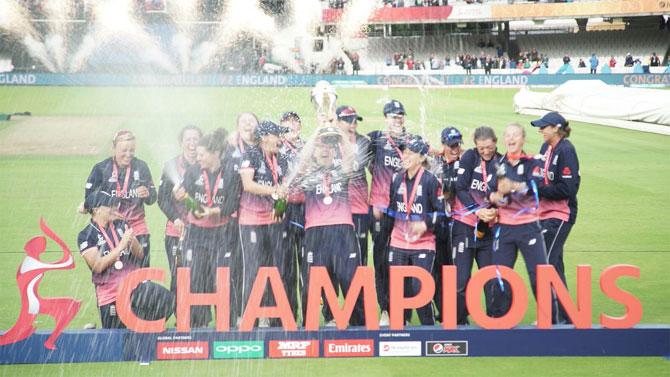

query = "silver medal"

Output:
[[114, 260, 123, 270], [323, 196, 333, 205]]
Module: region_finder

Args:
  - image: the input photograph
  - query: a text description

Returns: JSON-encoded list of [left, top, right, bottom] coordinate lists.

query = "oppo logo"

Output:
[[216, 345, 262, 353]]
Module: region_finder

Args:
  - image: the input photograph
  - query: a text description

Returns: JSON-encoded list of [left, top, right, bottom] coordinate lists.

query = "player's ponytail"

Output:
[[199, 128, 228, 156], [559, 120, 571, 138]]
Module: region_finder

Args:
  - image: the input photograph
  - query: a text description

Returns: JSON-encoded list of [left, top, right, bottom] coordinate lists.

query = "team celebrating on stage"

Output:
[[77, 85, 580, 329]]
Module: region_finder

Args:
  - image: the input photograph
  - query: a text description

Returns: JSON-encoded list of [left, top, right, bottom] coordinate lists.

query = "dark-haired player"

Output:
[[531, 111, 580, 324], [387, 135, 444, 325], [335, 106, 371, 265], [368, 99, 410, 325], [84, 130, 156, 268], [158, 125, 202, 292], [279, 111, 305, 318], [176, 128, 240, 328], [452, 126, 501, 324], [431, 126, 463, 322], [238, 121, 291, 327]]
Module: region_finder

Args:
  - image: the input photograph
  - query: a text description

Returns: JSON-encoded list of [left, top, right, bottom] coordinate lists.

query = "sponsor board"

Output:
[[323, 339, 374, 357], [268, 340, 319, 358], [212, 341, 264, 359], [425, 341, 468, 356], [156, 341, 209, 360], [379, 341, 422, 357]]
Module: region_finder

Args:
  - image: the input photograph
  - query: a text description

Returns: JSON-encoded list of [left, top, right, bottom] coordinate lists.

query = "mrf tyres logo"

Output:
[[156, 342, 209, 360], [323, 339, 374, 357], [425, 341, 468, 356], [269, 340, 319, 358], [212, 341, 264, 359]]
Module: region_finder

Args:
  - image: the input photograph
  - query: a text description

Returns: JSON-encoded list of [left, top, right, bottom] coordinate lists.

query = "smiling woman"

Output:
[[83, 130, 157, 269]]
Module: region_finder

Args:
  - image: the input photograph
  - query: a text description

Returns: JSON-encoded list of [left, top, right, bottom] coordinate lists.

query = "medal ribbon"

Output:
[[264, 153, 279, 185], [96, 222, 120, 252], [238, 134, 246, 154], [402, 167, 424, 220], [202, 168, 223, 207], [323, 172, 332, 201], [385, 133, 404, 161], [112, 160, 131, 197], [480, 159, 488, 193], [543, 145, 553, 185]]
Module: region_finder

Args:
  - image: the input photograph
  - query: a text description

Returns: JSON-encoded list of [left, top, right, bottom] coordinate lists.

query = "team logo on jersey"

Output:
[[553, 155, 559, 165], [517, 165, 524, 176], [562, 167, 572, 178], [532, 166, 542, 178], [133, 170, 139, 181], [474, 165, 482, 173], [416, 185, 423, 196], [195, 176, 204, 186]]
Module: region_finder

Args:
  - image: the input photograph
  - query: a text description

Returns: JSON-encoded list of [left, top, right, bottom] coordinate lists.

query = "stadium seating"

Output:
[[359, 28, 670, 74], [514, 29, 670, 72]]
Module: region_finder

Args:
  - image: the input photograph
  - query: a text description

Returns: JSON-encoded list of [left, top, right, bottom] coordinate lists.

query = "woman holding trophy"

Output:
[[292, 125, 365, 327]]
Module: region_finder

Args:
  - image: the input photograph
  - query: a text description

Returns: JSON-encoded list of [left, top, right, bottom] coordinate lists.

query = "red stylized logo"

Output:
[[323, 339, 374, 357], [156, 342, 209, 360], [0, 218, 81, 350], [268, 340, 319, 358]]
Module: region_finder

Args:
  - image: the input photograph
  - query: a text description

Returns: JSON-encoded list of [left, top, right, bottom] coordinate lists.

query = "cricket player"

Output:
[[84, 130, 156, 268], [293, 126, 364, 326], [238, 120, 291, 327], [387, 135, 445, 325], [176, 128, 240, 328], [367, 99, 412, 326], [531, 111, 580, 324], [452, 126, 501, 324], [157, 125, 202, 292]]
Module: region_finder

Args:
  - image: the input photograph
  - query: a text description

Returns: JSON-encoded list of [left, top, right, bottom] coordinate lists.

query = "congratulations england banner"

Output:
[[1, 73, 669, 87]]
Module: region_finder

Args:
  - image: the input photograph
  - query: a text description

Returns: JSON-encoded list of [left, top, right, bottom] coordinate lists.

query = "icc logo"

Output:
[[0, 218, 81, 350]]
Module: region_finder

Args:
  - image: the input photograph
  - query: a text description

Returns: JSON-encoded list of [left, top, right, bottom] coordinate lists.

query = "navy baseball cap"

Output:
[[441, 127, 463, 146], [85, 190, 115, 212], [383, 100, 406, 116], [280, 111, 300, 122], [255, 120, 289, 138], [336, 105, 363, 123], [405, 135, 429, 156], [531, 111, 567, 129]]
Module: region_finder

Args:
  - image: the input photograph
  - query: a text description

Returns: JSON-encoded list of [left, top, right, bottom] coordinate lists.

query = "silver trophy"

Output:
[[310, 80, 338, 128]]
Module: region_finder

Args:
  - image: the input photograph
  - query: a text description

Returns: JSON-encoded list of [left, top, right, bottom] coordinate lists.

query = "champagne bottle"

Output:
[[183, 192, 204, 218], [475, 218, 491, 239], [273, 197, 287, 218]]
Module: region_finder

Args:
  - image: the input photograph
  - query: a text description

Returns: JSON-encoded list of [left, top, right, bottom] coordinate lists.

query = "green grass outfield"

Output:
[[0, 86, 668, 376]]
